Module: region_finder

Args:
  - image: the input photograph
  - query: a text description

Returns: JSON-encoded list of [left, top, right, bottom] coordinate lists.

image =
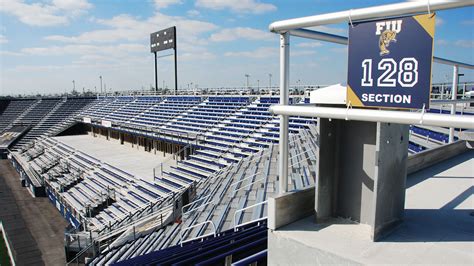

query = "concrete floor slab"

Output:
[[53, 134, 175, 182], [269, 150, 474, 265]]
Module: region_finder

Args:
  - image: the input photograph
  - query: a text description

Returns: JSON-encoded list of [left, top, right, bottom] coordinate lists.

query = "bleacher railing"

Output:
[[180, 220, 217, 246], [233, 201, 268, 232]]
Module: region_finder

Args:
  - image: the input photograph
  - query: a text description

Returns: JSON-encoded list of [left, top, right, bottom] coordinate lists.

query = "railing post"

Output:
[[449, 65, 459, 143], [278, 31, 290, 194]]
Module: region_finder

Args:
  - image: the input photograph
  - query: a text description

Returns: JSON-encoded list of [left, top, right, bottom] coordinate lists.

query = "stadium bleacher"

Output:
[[111, 221, 267, 266], [87, 127, 317, 264], [13, 98, 96, 150], [5, 94, 470, 264], [0, 99, 37, 132]]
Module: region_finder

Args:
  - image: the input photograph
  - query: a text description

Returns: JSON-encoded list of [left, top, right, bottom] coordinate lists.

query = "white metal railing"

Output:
[[269, 0, 472, 32], [181, 198, 215, 226], [95, 204, 173, 243], [269, 105, 474, 129], [233, 201, 268, 231], [180, 220, 217, 246], [181, 195, 212, 214], [232, 143, 316, 194]]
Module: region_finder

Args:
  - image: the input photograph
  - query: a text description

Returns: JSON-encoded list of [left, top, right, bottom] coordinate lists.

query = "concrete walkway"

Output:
[[269, 150, 474, 265], [0, 160, 68, 266]]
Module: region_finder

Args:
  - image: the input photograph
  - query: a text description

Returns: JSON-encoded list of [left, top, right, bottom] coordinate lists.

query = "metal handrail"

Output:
[[181, 200, 215, 226], [95, 204, 173, 242], [233, 201, 268, 231], [270, 105, 474, 129], [181, 194, 212, 214], [230, 141, 315, 192], [180, 220, 217, 246], [269, 0, 471, 32], [94, 188, 183, 235]]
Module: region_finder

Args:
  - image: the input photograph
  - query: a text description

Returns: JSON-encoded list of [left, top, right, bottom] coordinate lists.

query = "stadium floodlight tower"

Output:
[[266, 0, 474, 264], [150, 26, 178, 94]]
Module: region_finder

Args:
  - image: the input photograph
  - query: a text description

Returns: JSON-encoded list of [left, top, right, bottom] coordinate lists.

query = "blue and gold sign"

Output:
[[347, 14, 435, 109]]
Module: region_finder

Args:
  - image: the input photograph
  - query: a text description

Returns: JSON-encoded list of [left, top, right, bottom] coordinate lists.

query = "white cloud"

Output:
[[196, 0, 276, 14], [21, 43, 148, 56], [187, 9, 200, 17], [293, 50, 316, 56], [44, 13, 217, 45], [225, 47, 277, 58], [436, 39, 448, 46], [436, 17, 444, 26], [154, 0, 182, 9], [52, 0, 92, 11], [0, 50, 24, 56], [225, 46, 315, 59], [296, 42, 323, 48], [455, 40, 474, 48], [0, 0, 93, 26], [210, 27, 274, 42], [0, 35, 8, 44]]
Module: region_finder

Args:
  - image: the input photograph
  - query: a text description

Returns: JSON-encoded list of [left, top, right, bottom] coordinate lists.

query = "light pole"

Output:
[[99, 75, 103, 94], [268, 73, 272, 90], [72, 80, 75, 92], [245, 74, 250, 89], [257, 79, 260, 91]]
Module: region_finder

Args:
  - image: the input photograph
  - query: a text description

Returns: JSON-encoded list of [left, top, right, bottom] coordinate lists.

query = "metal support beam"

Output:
[[278, 32, 290, 195], [154, 52, 158, 92], [269, 105, 474, 129], [449, 65, 459, 143], [270, 0, 473, 32]]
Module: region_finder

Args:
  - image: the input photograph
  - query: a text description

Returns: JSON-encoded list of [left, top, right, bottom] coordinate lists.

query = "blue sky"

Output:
[[0, 0, 473, 96]]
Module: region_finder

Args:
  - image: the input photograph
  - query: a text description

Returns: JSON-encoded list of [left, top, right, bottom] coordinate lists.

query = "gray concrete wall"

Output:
[[372, 123, 409, 240], [315, 119, 377, 223], [268, 186, 315, 230], [407, 140, 468, 175]]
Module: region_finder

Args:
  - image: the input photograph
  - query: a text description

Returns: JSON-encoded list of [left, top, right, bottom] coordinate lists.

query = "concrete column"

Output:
[[449, 65, 459, 143], [315, 119, 409, 241], [278, 32, 290, 195]]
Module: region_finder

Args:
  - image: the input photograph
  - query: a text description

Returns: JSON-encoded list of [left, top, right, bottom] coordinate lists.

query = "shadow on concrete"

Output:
[[380, 208, 474, 243], [406, 149, 474, 188]]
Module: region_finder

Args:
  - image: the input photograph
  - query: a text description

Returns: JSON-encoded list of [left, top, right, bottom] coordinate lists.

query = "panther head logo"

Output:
[[379, 30, 397, 56]]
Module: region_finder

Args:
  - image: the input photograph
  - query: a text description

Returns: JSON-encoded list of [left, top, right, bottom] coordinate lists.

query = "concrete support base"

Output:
[[316, 119, 409, 240]]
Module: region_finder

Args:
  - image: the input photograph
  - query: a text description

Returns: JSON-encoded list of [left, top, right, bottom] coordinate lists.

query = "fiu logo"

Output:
[[375, 20, 402, 56]]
